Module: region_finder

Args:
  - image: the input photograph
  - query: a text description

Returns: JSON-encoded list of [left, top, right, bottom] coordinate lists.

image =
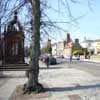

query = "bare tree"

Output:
[[23, 0, 95, 94], [23, 0, 44, 93], [0, 0, 95, 94]]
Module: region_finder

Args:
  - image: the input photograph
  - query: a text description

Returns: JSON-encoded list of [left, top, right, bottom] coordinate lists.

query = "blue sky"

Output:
[[2, 0, 99, 46], [74, 0, 100, 41], [46, 0, 100, 43]]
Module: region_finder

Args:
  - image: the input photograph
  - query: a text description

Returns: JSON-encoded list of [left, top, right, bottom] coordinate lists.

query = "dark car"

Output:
[[39, 54, 57, 65], [40, 55, 57, 65], [49, 57, 57, 65]]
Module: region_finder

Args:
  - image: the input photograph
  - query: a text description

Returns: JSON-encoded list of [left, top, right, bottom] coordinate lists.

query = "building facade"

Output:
[[0, 11, 24, 64], [52, 43, 57, 56], [80, 40, 94, 54], [52, 41, 64, 56], [80, 39, 100, 55], [72, 39, 82, 50], [52, 33, 73, 57], [94, 39, 100, 54]]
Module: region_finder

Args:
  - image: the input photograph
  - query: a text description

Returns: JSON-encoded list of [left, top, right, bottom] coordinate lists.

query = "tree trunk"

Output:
[[23, 0, 44, 94]]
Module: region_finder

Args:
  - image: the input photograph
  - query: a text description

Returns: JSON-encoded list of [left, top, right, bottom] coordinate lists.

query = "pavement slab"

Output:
[[68, 94, 81, 100]]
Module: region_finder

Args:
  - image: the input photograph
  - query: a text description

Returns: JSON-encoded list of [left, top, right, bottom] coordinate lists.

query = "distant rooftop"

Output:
[[95, 39, 100, 42], [81, 39, 100, 43], [81, 39, 94, 43]]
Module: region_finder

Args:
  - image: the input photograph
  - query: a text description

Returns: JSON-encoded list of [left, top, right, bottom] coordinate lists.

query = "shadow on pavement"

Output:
[[0, 75, 26, 78], [46, 84, 100, 92], [40, 66, 62, 69]]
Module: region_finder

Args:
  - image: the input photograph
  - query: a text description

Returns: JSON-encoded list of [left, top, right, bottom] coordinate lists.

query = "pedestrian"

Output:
[[70, 54, 72, 64], [46, 56, 49, 68], [62, 55, 64, 59]]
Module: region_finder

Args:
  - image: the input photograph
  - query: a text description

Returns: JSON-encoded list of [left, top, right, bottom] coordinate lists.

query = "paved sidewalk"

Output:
[[80, 58, 100, 63], [39, 62, 100, 100], [0, 71, 27, 100], [0, 62, 100, 100], [80, 55, 100, 63]]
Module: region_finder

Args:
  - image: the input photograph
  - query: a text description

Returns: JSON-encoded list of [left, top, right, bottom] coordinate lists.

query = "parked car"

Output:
[[49, 57, 57, 65], [64, 56, 70, 59], [72, 55, 80, 60], [53, 55, 60, 58], [39, 55, 47, 62], [39, 55, 44, 61], [64, 55, 80, 60], [39, 55, 57, 65]]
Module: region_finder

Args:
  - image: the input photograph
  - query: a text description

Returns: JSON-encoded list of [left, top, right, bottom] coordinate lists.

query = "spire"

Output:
[[14, 10, 18, 23], [66, 33, 71, 43], [84, 36, 86, 41]]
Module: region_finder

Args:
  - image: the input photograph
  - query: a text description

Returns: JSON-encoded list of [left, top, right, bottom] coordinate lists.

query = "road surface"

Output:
[[56, 58, 100, 77]]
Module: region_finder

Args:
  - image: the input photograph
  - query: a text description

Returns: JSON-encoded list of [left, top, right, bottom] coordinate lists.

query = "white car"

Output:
[[72, 55, 80, 60], [64, 56, 70, 59], [64, 55, 80, 60], [53, 55, 60, 58]]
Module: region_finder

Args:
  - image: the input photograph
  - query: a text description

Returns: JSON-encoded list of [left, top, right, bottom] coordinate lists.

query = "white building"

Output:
[[80, 39, 100, 55], [52, 41, 73, 57], [80, 40, 94, 56], [52, 43, 57, 56], [94, 39, 100, 54], [52, 41, 64, 56], [80, 40, 94, 49]]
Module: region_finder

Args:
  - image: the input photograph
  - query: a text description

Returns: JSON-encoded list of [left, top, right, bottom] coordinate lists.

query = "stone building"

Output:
[[0, 11, 24, 64], [63, 33, 73, 57], [52, 41, 64, 56], [94, 39, 100, 54], [52, 43, 57, 56], [52, 33, 73, 57], [52, 34, 83, 57], [72, 39, 82, 50]]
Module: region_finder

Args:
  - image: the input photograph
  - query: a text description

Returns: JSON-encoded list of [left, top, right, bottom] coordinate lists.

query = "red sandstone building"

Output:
[[0, 12, 24, 64]]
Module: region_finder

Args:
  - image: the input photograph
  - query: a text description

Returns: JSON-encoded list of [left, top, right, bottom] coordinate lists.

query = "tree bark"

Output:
[[23, 0, 44, 94]]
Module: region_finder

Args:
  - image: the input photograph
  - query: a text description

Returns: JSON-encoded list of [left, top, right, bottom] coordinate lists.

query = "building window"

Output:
[[22, 40, 24, 48], [16, 43, 18, 55], [12, 45, 14, 55]]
